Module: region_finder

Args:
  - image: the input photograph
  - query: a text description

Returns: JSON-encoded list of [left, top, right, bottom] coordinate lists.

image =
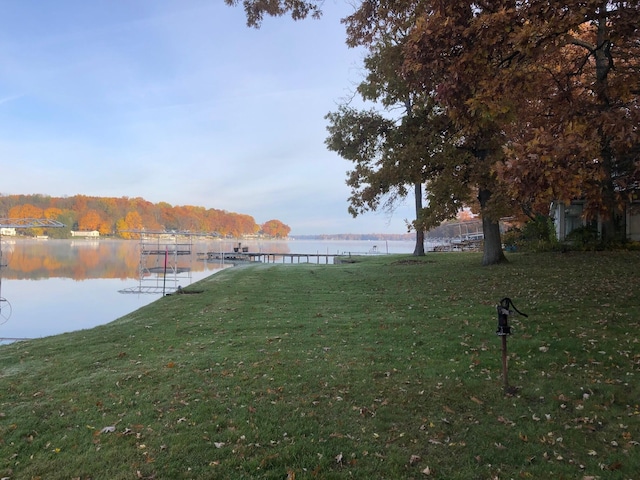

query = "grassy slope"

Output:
[[1, 252, 639, 479]]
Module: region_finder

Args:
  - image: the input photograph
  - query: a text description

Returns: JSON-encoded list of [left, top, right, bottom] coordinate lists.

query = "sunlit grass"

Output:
[[1, 251, 639, 479]]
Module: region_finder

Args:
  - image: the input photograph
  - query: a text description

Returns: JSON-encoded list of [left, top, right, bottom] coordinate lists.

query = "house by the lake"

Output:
[[551, 199, 640, 242], [70, 230, 100, 238]]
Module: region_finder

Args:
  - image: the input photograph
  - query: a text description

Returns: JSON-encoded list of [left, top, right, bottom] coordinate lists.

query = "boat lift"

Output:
[[117, 230, 195, 296], [0, 218, 65, 328]]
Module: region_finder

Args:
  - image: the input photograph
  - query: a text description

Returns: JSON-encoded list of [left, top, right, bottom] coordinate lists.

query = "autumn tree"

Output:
[[6, 204, 46, 236], [348, 2, 523, 264], [117, 211, 144, 239], [499, 1, 640, 242], [8, 203, 44, 219], [1, 194, 275, 239], [48, 209, 75, 239], [156, 201, 177, 230], [227, 0, 513, 264], [326, 30, 454, 257], [227, 1, 636, 254], [78, 209, 104, 231], [43, 207, 62, 220], [224, 0, 321, 27], [262, 219, 291, 238], [326, 100, 460, 256]]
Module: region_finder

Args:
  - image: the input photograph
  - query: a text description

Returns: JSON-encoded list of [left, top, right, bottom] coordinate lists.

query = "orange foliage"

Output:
[[0, 194, 282, 238], [456, 209, 476, 222], [78, 209, 103, 231], [8, 203, 44, 219], [44, 207, 62, 219], [262, 219, 291, 238]]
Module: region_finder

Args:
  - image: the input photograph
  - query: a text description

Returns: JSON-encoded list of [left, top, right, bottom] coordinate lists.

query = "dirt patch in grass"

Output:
[[391, 258, 436, 265]]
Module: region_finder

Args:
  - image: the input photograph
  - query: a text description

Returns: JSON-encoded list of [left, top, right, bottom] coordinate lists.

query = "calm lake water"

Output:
[[0, 238, 421, 342]]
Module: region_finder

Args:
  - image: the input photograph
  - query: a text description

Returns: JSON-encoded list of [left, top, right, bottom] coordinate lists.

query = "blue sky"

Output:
[[0, 0, 416, 235]]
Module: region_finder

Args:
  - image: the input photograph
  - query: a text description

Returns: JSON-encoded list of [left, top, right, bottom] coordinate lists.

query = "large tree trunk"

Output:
[[413, 182, 425, 256], [414, 229, 425, 256], [478, 188, 507, 266], [599, 147, 619, 243], [593, 9, 621, 244]]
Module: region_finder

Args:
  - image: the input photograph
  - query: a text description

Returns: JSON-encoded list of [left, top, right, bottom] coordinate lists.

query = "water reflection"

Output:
[[0, 238, 417, 343], [0, 238, 308, 281], [0, 238, 230, 342], [2, 239, 177, 280]]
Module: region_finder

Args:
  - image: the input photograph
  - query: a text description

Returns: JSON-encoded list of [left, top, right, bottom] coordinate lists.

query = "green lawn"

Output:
[[1, 251, 639, 479]]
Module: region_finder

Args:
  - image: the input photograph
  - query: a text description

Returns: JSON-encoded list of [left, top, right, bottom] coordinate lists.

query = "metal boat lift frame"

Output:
[[0, 218, 65, 329], [118, 231, 195, 295]]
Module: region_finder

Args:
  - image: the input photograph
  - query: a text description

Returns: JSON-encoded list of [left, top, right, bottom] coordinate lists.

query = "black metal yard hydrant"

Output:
[[496, 297, 527, 393]]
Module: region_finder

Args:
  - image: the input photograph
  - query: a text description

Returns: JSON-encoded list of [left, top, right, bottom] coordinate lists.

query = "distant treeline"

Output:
[[292, 233, 416, 241], [291, 220, 482, 241], [0, 194, 290, 238]]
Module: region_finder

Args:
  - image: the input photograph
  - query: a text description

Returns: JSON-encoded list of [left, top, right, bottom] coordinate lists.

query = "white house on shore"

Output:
[[70, 230, 100, 238], [0, 227, 17, 236]]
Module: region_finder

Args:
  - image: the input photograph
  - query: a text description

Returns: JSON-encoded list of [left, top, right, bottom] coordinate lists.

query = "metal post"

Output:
[[162, 246, 168, 296], [496, 297, 528, 395], [501, 335, 509, 393]]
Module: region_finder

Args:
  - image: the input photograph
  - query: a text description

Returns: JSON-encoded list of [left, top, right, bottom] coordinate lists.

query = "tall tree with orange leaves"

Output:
[[262, 219, 291, 238], [499, 1, 640, 242]]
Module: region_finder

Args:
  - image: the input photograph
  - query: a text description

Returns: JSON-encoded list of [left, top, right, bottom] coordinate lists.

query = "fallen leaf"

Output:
[[100, 426, 116, 434], [497, 415, 515, 426], [410, 454, 421, 465], [335, 452, 343, 464], [214, 442, 225, 448], [422, 466, 432, 475]]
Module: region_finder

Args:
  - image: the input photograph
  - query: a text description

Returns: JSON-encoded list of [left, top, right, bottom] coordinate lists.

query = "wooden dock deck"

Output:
[[199, 251, 340, 264]]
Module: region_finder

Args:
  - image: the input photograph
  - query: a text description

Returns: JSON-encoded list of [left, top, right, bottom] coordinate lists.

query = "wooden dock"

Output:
[[199, 251, 340, 265], [141, 244, 192, 256]]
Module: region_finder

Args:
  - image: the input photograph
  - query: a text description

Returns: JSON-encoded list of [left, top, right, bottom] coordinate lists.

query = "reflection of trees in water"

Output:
[[1, 240, 209, 280], [1, 239, 294, 280], [2, 240, 140, 279]]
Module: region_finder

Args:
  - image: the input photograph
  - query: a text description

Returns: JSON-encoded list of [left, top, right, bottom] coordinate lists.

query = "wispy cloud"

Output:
[[0, 94, 23, 106]]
